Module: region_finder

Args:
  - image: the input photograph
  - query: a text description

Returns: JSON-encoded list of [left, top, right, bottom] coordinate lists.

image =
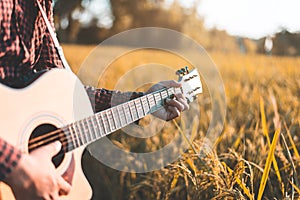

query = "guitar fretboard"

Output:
[[28, 86, 182, 153]]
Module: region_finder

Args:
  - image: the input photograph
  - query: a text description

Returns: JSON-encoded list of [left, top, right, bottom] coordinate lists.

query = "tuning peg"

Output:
[[176, 66, 189, 76], [184, 66, 189, 73]]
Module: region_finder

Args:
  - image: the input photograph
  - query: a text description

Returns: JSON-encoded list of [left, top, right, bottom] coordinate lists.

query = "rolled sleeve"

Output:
[[84, 86, 144, 113], [0, 139, 22, 181]]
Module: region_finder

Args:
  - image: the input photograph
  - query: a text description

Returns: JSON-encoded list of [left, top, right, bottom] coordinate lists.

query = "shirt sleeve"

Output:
[[84, 86, 144, 113], [0, 139, 22, 181]]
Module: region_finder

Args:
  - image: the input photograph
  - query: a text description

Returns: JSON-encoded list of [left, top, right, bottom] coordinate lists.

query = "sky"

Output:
[[79, 0, 300, 40], [196, 0, 300, 39]]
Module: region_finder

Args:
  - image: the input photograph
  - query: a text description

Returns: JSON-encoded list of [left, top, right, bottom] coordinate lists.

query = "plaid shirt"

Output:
[[0, 0, 143, 180]]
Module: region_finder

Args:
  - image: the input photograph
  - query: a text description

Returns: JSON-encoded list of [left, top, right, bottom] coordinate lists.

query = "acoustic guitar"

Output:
[[0, 67, 202, 199]]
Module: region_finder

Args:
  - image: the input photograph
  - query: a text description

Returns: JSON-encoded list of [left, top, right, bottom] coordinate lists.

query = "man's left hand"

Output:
[[146, 80, 189, 121]]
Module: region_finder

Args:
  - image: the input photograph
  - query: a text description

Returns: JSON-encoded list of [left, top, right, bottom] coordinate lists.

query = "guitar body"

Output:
[[0, 66, 203, 200], [0, 69, 93, 199]]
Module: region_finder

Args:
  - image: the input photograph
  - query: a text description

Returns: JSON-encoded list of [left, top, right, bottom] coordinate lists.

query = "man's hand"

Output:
[[146, 80, 189, 121], [4, 141, 71, 200]]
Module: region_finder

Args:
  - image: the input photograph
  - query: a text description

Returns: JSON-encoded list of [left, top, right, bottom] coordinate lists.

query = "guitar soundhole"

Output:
[[29, 124, 66, 168]]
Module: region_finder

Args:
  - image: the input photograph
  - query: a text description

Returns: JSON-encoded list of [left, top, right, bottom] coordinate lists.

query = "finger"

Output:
[[166, 106, 180, 121], [32, 141, 62, 158], [159, 80, 181, 88], [165, 98, 185, 112], [174, 93, 189, 111], [57, 176, 71, 196]]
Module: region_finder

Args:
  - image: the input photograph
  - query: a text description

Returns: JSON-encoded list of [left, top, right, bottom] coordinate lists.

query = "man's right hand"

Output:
[[4, 141, 71, 200]]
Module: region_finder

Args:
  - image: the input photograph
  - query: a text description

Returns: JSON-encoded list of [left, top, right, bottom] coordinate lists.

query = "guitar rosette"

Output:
[[76, 27, 226, 173]]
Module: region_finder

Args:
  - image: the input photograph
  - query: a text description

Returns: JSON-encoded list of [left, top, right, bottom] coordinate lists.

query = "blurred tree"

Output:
[[109, 0, 182, 32], [53, 0, 84, 42], [53, 0, 188, 43], [53, 0, 250, 54]]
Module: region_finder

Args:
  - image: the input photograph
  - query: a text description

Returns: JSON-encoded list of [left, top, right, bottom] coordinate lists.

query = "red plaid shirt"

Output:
[[0, 0, 143, 180]]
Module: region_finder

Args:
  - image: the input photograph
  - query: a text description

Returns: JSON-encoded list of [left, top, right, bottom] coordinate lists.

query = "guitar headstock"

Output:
[[177, 67, 203, 103]]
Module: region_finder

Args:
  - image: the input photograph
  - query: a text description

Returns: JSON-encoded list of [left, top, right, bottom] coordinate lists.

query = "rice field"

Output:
[[63, 44, 300, 199]]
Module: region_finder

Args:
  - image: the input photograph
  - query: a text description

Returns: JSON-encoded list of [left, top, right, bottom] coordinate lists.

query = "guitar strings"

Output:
[[28, 115, 126, 152], [28, 94, 167, 152], [27, 89, 166, 147], [27, 87, 179, 153], [27, 110, 136, 152], [28, 100, 157, 151], [27, 96, 148, 148], [27, 93, 152, 146], [27, 99, 165, 153]]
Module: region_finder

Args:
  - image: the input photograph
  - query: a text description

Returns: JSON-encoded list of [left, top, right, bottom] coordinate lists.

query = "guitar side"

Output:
[[0, 69, 94, 199]]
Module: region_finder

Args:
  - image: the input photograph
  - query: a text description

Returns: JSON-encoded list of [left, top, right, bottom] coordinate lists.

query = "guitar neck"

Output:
[[28, 86, 182, 154]]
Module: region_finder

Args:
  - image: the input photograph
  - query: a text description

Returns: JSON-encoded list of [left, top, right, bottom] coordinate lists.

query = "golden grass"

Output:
[[257, 128, 280, 200], [63, 45, 300, 199], [260, 97, 283, 194]]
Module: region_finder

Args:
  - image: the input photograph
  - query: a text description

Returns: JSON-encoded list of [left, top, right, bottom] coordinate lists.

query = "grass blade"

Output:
[[281, 132, 300, 188], [260, 97, 271, 145], [260, 97, 284, 194], [284, 121, 300, 159], [257, 128, 281, 200]]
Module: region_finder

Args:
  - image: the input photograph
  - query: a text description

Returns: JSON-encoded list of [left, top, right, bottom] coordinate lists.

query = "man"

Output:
[[0, 0, 188, 199]]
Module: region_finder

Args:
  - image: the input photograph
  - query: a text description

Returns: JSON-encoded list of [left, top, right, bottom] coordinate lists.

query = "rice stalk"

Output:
[[284, 121, 300, 159], [224, 161, 254, 200], [260, 97, 283, 194], [257, 128, 281, 200]]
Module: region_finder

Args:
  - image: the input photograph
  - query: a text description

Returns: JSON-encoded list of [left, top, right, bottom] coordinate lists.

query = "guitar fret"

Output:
[[147, 94, 156, 113], [161, 90, 168, 99], [79, 119, 91, 144], [106, 110, 116, 131], [86, 119, 93, 143], [101, 112, 111, 134], [85, 117, 96, 142], [111, 109, 117, 130], [95, 114, 105, 137], [117, 105, 126, 127], [91, 116, 100, 138], [134, 98, 144, 118], [76, 120, 89, 145], [99, 113, 107, 135], [129, 101, 138, 121], [90, 117, 98, 140], [68, 125, 77, 150], [74, 122, 83, 146], [141, 96, 150, 114], [154, 93, 163, 108], [74, 123, 83, 147], [83, 119, 90, 142], [111, 107, 121, 129], [123, 103, 133, 123]]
